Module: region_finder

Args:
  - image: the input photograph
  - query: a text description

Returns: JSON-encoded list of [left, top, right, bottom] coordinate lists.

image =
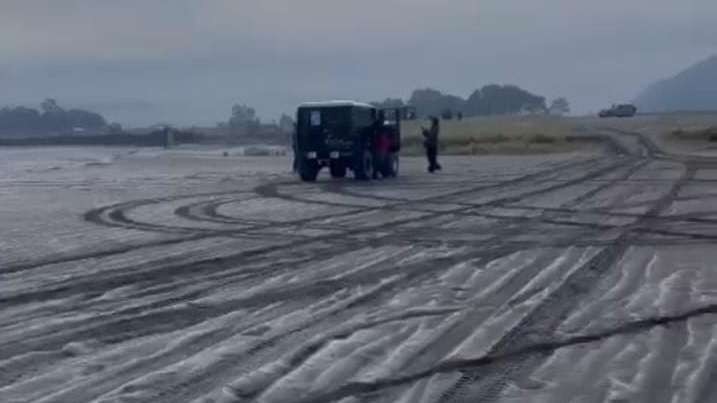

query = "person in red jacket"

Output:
[[372, 111, 392, 179], [374, 128, 392, 179]]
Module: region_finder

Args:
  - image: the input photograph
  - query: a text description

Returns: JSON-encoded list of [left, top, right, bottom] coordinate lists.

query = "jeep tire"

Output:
[[353, 149, 373, 181], [382, 153, 399, 178], [299, 158, 320, 182], [329, 161, 347, 178]]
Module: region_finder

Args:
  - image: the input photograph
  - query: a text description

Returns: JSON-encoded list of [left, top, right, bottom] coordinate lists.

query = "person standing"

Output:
[[372, 111, 389, 179], [374, 128, 392, 179], [291, 123, 299, 173], [422, 117, 442, 173]]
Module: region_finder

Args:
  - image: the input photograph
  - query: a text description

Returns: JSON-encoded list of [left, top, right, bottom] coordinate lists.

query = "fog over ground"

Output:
[[1, 0, 716, 126]]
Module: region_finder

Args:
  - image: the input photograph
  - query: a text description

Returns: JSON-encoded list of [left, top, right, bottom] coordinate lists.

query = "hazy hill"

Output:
[[635, 55, 717, 112]]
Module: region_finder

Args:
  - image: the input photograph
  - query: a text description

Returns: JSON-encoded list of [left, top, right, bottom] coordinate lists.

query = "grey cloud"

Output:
[[1, 0, 715, 126]]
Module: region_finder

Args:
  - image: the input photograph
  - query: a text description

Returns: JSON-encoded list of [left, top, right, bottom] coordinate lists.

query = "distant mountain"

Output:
[[635, 55, 717, 112]]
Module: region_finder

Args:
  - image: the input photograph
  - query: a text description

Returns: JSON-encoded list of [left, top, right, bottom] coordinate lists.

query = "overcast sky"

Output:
[[1, 0, 716, 126]]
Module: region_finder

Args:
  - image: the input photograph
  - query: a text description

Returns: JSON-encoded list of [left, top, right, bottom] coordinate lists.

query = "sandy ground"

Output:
[[2, 127, 717, 403]]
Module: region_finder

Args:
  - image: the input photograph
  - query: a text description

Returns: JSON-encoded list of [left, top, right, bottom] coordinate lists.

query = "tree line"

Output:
[[224, 84, 570, 138], [372, 86, 570, 118], [221, 84, 571, 145], [0, 99, 108, 136]]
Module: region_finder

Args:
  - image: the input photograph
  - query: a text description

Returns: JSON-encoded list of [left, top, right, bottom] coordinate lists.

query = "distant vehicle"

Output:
[[294, 101, 404, 182], [599, 104, 638, 118]]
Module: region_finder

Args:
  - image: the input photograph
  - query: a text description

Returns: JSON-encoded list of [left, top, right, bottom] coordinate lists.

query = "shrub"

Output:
[[528, 134, 557, 144]]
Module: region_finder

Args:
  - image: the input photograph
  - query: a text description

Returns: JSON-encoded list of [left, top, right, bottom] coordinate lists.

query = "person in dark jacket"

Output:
[[422, 117, 442, 173], [291, 123, 299, 173]]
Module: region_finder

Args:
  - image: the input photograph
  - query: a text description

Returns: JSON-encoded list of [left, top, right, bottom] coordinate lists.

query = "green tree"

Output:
[[279, 114, 294, 134], [465, 85, 546, 116], [228, 104, 260, 133], [41, 98, 63, 114], [549, 97, 571, 115], [108, 122, 123, 134], [371, 98, 405, 109], [0, 100, 108, 135], [408, 89, 465, 118], [440, 109, 454, 120]]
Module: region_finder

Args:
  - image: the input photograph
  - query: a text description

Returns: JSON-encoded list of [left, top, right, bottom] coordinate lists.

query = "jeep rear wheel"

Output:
[[299, 159, 320, 182], [382, 153, 399, 178]]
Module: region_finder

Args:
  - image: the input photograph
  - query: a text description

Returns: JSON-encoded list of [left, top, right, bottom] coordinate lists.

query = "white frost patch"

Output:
[[670, 319, 717, 403], [558, 247, 644, 333], [447, 247, 599, 360], [394, 372, 462, 403], [260, 326, 410, 402]]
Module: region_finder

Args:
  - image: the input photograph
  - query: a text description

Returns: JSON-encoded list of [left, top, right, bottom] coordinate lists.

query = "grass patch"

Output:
[[400, 115, 577, 155], [670, 126, 717, 141], [527, 134, 558, 144]]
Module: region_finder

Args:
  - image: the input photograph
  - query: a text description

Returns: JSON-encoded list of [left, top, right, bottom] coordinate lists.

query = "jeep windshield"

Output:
[[298, 107, 351, 134]]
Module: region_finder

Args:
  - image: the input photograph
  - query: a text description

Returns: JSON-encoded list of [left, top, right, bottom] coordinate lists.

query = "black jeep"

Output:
[[293, 101, 404, 182]]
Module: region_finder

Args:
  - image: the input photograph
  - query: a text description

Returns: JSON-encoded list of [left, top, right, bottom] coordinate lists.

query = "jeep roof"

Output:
[[297, 100, 375, 109]]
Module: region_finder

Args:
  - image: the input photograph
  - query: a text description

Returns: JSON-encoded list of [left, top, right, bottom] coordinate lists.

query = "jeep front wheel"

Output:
[[353, 150, 373, 181]]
